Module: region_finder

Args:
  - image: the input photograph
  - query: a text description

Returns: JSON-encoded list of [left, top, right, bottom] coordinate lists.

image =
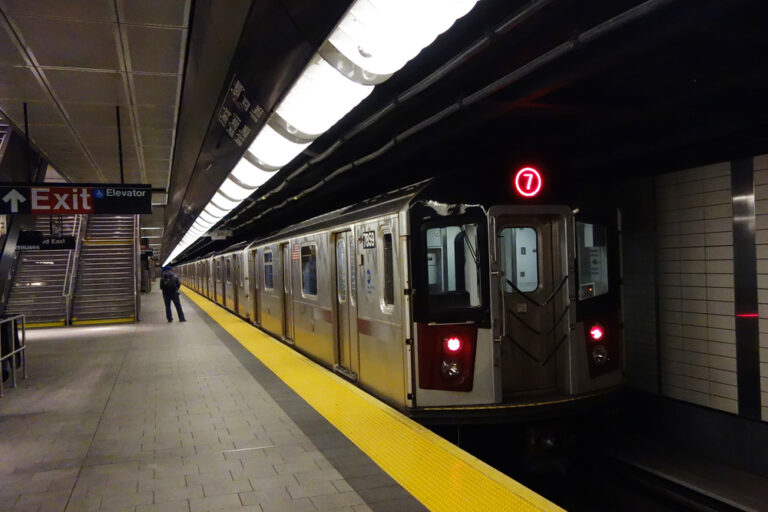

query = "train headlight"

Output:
[[591, 345, 608, 365], [441, 360, 461, 379], [589, 324, 605, 342]]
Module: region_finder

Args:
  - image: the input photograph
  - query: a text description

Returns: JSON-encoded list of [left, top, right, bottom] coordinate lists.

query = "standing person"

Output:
[[160, 266, 186, 322]]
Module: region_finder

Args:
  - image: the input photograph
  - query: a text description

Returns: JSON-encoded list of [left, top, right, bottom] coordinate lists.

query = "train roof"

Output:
[[245, 180, 431, 248]]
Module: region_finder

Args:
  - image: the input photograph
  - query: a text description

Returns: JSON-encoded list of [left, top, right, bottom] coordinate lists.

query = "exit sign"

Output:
[[0, 184, 152, 214]]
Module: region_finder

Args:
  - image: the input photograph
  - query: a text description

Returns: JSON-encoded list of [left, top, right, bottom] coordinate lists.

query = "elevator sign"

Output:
[[513, 167, 543, 198], [0, 184, 151, 214]]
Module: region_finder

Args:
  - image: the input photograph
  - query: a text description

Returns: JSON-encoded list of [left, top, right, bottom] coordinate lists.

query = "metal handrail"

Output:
[[133, 215, 140, 321], [0, 313, 27, 397], [64, 215, 87, 325], [62, 250, 73, 296]]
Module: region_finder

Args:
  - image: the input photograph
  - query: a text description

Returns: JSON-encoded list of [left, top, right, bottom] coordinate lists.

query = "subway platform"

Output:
[[0, 287, 558, 512]]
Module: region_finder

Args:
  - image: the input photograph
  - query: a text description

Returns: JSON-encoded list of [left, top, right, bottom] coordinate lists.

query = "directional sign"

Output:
[[17, 231, 76, 250], [0, 184, 151, 215], [2, 189, 26, 212]]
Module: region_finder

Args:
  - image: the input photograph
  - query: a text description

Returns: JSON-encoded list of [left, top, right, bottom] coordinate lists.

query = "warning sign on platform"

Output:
[[0, 184, 152, 215]]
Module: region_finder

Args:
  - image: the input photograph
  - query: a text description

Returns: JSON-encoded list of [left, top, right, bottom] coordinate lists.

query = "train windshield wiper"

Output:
[[459, 224, 479, 268]]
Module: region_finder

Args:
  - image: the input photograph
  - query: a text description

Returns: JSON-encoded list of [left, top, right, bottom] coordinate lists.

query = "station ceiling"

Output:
[[0, 0, 190, 252], [2, 0, 767, 261]]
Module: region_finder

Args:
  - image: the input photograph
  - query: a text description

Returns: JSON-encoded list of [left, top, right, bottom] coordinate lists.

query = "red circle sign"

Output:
[[514, 167, 543, 197]]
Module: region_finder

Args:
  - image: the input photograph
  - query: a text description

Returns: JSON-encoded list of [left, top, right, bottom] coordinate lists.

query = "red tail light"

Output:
[[589, 324, 604, 342], [417, 324, 477, 392], [445, 336, 462, 353]]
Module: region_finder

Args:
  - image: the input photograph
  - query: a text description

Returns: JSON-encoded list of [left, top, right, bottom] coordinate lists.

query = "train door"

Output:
[[489, 206, 572, 399], [204, 261, 209, 297], [249, 249, 259, 323], [208, 260, 213, 298], [333, 231, 359, 379], [280, 242, 294, 341], [231, 255, 239, 312]]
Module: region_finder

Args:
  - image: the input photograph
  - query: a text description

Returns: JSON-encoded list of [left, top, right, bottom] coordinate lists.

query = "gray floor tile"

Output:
[[202, 479, 253, 497], [0, 289, 421, 512], [188, 493, 242, 512]]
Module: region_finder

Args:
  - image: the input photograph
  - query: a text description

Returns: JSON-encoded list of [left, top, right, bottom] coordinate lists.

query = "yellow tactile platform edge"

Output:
[[25, 320, 66, 328], [71, 317, 135, 325], [182, 286, 564, 512]]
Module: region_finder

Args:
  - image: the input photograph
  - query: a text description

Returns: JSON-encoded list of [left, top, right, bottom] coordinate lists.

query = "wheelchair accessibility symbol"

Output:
[[94, 189, 105, 199]]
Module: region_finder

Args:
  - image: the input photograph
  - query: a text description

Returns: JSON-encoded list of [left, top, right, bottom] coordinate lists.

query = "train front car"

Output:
[[408, 195, 623, 421]]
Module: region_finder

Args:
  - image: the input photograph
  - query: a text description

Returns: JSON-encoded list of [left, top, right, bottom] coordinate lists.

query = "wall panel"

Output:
[[653, 163, 737, 413], [753, 155, 768, 421]]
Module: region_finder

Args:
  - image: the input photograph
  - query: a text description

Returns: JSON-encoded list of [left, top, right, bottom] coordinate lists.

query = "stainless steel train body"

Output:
[[178, 185, 622, 418]]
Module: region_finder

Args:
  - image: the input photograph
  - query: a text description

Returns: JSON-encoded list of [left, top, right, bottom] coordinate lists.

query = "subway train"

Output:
[[177, 180, 623, 422]]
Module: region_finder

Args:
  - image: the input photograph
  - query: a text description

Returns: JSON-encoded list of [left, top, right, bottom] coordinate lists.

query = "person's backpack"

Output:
[[160, 274, 173, 292]]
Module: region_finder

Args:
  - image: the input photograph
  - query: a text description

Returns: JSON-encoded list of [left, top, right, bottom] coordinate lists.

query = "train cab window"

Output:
[[301, 245, 318, 296], [383, 233, 395, 307], [424, 224, 481, 309], [336, 239, 347, 303], [577, 222, 609, 300], [499, 227, 539, 293], [264, 251, 274, 290]]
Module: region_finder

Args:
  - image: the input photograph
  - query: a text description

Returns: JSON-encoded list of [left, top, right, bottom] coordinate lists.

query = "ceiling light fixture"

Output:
[[165, 0, 479, 266]]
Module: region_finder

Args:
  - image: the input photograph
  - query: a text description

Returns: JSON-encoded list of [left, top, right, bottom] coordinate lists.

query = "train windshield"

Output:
[[425, 223, 482, 309]]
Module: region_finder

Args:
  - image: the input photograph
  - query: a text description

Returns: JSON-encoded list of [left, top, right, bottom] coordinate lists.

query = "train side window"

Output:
[[577, 222, 609, 299], [301, 245, 318, 296], [383, 232, 395, 307], [264, 251, 274, 290], [499, 227, 539, 293], [225, 259, 232, 282], [425, 224, 481, 309]]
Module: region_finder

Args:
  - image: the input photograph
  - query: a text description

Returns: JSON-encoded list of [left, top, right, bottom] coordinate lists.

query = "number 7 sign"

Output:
[[514, 167, 543, 198]]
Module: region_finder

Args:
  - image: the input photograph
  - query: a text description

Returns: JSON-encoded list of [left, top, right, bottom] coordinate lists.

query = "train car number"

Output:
[[362, 231, 376, 248]]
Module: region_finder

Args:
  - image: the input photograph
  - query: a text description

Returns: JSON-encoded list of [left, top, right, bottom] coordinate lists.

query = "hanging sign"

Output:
[[0, 184, 152, 215], [17, 231, 76, 250]]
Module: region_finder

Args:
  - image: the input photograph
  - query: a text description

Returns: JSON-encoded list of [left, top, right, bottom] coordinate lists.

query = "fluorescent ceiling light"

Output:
[[204, 203, 228, 219], [194, 219, 214, 230], [198, 210, 219, 225], [219, 177, 254, 201], [211, 191, 242, 211], [248, 124, 311, 168], [231, 158, 274, 188], [165, 0, 480, 267], [276, 54, 374, 136], [329, 0, 478, 76]]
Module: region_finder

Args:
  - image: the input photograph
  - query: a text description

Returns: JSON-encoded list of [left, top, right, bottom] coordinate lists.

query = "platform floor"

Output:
[[0, 285, 559, 512], [0, 288, 423, 512]]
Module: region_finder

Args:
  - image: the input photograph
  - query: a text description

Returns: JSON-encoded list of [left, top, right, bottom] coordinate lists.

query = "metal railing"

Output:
[[64, 215, 87, 325], [133, 215, 140, 321], [0, 314, 27, 397]]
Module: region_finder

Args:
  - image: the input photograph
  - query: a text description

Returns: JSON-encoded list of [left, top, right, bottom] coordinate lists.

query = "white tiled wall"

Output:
[[753, 154, 768, 421], [654, 163, 738, 413]]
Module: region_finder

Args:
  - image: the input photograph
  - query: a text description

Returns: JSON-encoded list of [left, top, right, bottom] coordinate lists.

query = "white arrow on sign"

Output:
[[2, 189, 26, 213]]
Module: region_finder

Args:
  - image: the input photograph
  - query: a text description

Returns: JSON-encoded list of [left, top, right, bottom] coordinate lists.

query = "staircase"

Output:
[[72, 215, 137, 324], [4, 216, 79, 326]]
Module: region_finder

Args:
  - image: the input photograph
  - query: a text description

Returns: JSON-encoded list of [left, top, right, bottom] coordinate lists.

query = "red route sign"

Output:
[[513, 167, 543, 198]]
